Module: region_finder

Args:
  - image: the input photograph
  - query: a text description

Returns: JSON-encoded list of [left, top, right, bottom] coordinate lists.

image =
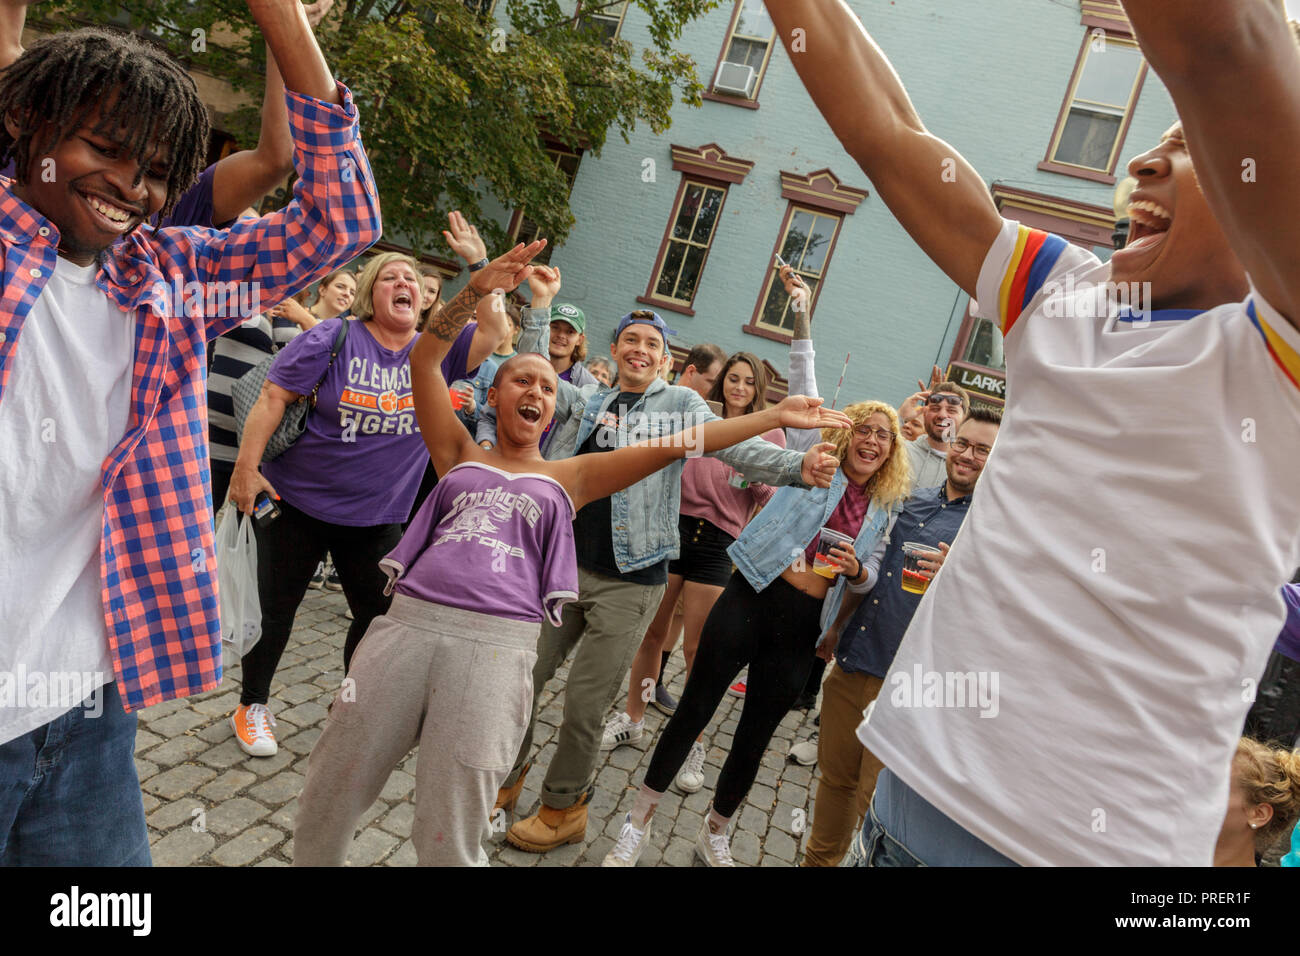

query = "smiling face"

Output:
[[841, 411, 895, 485], [922, 388, 964, 444], [721, 361, 757, 418], [610, 324, 666, 391], [421, 275, 442, 312], [9, 103, 169, 264], [370, 261, 421, 332], [549, 320, 583, 363], [319, 273, 356, 318], [1110, 123, 1250, 309], [488, 353, 558, 446], [945, 418, 999, 496]]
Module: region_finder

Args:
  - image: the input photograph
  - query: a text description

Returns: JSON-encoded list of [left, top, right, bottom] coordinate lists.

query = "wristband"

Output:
[[468, 258, 489, 272]]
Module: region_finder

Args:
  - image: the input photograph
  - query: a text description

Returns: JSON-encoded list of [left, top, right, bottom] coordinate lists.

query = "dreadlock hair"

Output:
[[0, 28, 210, 218]]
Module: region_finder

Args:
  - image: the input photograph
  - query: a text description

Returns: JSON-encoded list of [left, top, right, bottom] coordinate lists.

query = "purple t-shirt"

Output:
[[443, 323, 479, 384], [382, 462, 578, 625], [262, 318, 427, 525], [1278, 584, 1300, 663]]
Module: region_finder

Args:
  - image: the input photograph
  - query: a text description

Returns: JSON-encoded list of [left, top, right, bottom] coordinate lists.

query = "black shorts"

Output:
[[668, 515, 736, 587]]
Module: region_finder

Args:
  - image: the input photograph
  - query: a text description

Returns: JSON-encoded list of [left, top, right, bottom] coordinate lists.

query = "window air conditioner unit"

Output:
[[714, 61, 756, 97]]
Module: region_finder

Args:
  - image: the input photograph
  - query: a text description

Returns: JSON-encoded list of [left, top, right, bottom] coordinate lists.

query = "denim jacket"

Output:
[[728, 467, 902, 631], [478, 311, 807, 572]]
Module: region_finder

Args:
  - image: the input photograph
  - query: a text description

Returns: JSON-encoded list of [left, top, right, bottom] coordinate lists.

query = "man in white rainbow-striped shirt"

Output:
[[768, 0, 1300, 866]]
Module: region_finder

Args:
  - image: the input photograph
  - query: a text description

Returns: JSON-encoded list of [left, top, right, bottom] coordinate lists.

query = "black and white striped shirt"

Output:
[[208, 314, 305, 464]]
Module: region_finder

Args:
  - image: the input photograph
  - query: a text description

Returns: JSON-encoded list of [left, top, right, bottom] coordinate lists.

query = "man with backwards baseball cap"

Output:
[[486, 308, 841, 853]]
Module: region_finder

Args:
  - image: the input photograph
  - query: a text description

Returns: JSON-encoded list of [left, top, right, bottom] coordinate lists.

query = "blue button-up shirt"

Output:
[[837, 484, 972, 677]]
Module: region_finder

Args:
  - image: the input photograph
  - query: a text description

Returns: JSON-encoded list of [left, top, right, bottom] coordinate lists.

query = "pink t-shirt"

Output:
[[381, 462, 579, 626], [803, 477, 872, 566], [678, 427, 784, 539]]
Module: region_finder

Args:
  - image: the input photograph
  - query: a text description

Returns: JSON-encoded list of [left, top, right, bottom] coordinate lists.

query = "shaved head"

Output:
[[492, 352, 558, 390]]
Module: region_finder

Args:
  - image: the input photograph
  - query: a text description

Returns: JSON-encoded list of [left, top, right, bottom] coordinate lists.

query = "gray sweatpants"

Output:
[[293, 594, 539, 866]]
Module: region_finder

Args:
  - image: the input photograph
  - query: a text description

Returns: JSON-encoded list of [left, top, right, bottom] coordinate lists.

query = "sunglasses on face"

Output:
[[927, 394, 963, 408]]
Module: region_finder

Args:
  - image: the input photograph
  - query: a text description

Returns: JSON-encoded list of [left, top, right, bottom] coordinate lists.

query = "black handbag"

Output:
[[231, 317, 349, 462]]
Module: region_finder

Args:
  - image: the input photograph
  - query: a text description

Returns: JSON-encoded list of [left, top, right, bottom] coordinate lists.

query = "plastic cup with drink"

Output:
[[900, 542, 943, 594], [812, 527, 854, 579]]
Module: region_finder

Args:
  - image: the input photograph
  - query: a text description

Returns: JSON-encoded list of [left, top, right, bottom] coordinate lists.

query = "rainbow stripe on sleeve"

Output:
[[997, 226, 1069, 336], [1248, 302, 1300, 390]]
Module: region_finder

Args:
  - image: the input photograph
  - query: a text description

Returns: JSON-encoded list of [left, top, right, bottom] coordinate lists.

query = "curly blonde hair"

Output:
[[1235, 737, 1300, 849], [822, 400, 912, 513]]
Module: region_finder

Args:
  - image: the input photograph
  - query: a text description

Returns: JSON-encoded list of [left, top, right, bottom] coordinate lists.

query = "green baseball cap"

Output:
[[550, 303, 586, 334]]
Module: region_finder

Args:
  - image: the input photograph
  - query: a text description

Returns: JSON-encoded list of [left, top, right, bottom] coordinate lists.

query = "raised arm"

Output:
[[247, 0, 337, 104], [1119, 0, 1300, 328], [781, 264, 821, 452], [412, 230, 547, 472], [209, 50, 294, 224], [766, 0, 1001, 297], [558, 397, 852, 511]]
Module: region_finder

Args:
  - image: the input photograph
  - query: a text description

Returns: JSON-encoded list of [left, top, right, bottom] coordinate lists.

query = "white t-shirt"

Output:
[[858, 218, 1300, 866], [0, 256, 134, 744]]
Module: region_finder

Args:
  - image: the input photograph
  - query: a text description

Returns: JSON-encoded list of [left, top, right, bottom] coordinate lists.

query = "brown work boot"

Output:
[[494, 764, 530, 814], [505, 791, 591, 852]]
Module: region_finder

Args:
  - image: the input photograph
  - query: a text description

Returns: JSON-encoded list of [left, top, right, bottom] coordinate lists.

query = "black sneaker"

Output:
[[652, 682, 677, 715], [790, 692, 817, 712], [324, 564, 343, 592], [310, 562, 326, 589]]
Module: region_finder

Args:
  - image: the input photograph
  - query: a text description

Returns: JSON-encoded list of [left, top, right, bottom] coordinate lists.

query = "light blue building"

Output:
[[450, 0, 1176, 408]]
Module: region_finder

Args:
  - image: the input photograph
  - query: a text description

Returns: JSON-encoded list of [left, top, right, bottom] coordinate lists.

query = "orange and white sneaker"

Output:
[[231, 703, 278, 757]]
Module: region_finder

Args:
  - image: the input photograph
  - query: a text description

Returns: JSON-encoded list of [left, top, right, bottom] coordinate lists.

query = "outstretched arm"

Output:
[[782, 264, 821, 452], [1120, 0, 1300, 329], [766, 0, 1001, 297], [558, 397, 852, 511]]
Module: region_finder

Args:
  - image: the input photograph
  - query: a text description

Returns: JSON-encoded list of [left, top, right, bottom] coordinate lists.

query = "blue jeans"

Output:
[[846, 767, 1019, 867], [0, 681, 151, 866]]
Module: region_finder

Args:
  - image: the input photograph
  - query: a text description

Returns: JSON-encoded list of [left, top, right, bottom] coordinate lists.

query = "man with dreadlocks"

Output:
[[0, 0, 380, 865]]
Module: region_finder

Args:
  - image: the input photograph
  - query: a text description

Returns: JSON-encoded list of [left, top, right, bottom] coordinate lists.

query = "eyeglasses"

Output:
[[927, 394, 963, 408], [950, 437, 992, 461], [853, 425, 894, 444]]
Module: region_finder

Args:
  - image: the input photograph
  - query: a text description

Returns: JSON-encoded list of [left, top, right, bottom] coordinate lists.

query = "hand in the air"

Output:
[[775, 395, 852, 432], [443, 210, 488, 265]]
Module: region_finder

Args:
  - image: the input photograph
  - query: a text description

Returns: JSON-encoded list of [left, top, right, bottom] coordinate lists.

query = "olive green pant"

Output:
[[504, 566, 665, 809]]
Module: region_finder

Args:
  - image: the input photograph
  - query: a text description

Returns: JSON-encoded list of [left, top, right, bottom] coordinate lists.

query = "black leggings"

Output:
[[240, 498, 403, 706], [644, 571, 822, 818]]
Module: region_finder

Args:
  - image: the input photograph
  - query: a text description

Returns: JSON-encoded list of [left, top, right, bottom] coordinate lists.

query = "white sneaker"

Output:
[[231, 703, 278, 757], [788, 731, 819, 766], [675, 740, 707, 793], [695, 817, 736, 867], [600, 712, 643, 751], [601, 813, 653, 867]]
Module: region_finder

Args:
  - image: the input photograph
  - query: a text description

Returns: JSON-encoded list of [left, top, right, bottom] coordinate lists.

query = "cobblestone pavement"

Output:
[[140, 587, 822, 867]]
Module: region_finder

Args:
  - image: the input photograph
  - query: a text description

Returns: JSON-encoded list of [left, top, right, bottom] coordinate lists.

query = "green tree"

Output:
[[49, 0, 720, 256]]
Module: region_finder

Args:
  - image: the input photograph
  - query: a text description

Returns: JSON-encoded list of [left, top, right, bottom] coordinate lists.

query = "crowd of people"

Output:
[[1, 0, 1299, 871]]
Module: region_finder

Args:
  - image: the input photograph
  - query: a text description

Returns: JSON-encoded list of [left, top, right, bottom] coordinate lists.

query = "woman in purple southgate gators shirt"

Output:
[[226, 217, 508, 760], [291, 237, 851, 865]]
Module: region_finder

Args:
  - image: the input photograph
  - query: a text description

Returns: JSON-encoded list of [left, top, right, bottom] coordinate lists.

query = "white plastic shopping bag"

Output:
[[217, 509, 262, 657]]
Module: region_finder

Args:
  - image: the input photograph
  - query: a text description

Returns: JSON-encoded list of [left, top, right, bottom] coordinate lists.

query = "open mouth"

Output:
[[856, 447, 880, 465], [1125, 199, 1172, 252], [80, 190, 137, 233], [392, 291, 413, 312], [518, 403, 542, 423]]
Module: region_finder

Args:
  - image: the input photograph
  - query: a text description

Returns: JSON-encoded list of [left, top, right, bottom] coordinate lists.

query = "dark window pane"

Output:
[[963, 318, 1005, 371], [759, 281, 794, 334], [724, 36, 767, 70], [1055, 108, 1122, 169], [676, 244, 708, 302], [691, 188, 723, 244], [656, 242, 687, 298], [673, 185, 703, 240], [800, 214, 833, 274], [782, 210, 813, 264]]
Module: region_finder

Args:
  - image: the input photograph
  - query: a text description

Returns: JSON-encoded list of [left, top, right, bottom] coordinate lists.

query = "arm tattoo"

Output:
[[428, 283, 485, 343], [792, 309, 811, 341]]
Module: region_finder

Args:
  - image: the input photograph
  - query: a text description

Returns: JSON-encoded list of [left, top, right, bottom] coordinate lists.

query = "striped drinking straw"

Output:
[[830, 353, 850, 410]]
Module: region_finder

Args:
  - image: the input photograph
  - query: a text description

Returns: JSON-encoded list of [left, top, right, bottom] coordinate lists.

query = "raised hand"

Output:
[[800, 441, 840, 488], [302, 0, 334, 27], [469, 239, 548, 295], [443, 210, 488, 265], [775, 395, 852, 431], [527, 265, 562, 309], [779, 264, 810, 313], [899, 389, 929, 423]]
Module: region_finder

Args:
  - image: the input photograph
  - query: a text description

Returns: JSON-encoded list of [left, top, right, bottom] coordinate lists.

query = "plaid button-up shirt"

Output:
[[0, 83, 381, 712]]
